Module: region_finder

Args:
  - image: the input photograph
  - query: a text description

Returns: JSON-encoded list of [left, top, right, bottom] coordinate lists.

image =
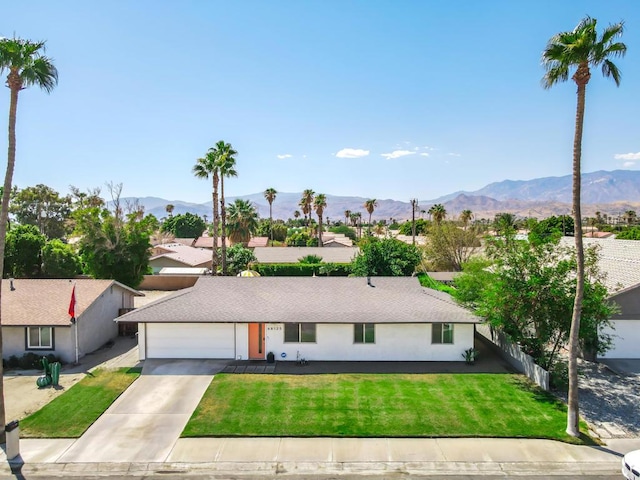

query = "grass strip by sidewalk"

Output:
[[20, 367, 140, 438], [184, 373, 591, 444]]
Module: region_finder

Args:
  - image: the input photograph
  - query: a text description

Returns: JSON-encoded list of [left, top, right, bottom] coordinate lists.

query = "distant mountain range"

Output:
[[122, 170, 640, 222]]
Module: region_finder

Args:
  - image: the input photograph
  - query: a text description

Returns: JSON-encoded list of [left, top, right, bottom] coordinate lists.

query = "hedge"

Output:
[[253, 263, 352, 276]]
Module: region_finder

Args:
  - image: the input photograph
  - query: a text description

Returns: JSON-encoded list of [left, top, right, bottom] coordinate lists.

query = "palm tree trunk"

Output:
[[220, 178, 227, 275], [567, 72, 588, 438], [211, 173, 219, 275], [0, 84, 20, 443], [269, 202, 273, 246], [318, 214, 323, 247]]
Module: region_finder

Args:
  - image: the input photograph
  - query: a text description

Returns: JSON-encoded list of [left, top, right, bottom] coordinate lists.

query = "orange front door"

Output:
[[248, 323, 265, 359]]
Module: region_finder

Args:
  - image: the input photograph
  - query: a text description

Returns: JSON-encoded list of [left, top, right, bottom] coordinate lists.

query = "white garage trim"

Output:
[[146, 323, 235, 359]]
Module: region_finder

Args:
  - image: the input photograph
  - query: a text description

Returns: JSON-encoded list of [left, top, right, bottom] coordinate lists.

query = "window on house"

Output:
[[284, 323, 316, 343], [354, 323, 375, 343], [27, 327, 53, 349], [431, 323, 454, 344]]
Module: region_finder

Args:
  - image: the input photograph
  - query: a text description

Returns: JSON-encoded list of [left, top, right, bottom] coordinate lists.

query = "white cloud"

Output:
[[335, 148, 370, 159], [381, 150, 416, 160], [277, 154, 293, 159], [447, 152, 461, 157], [623, 161, 636, 168], [614, 152, 640, 161], [419, 153, 430, 157]]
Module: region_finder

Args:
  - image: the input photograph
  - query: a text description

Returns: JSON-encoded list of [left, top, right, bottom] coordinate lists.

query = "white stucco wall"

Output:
[[265, 323, 474, 362], [600, 319, 640, 359], [2, 326, 75, 364], [138, 323, 147, 360], [77, 285, 134, 359], [235, 323, 249, 360]]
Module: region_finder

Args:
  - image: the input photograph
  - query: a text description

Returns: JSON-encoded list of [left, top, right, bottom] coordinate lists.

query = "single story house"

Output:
[[118, 276, 479, 362], [247, 237, 269, 248], [2, 279, 143, 364], [149, 243, 212, 274], [560, 237, 640, 359], [252, 246, 359, 264]]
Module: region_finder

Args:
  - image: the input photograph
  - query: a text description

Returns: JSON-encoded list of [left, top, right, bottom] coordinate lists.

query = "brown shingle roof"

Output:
[[119, 276, 479, 325], [149, 243, 212, 267], [1, 279, 142, 327]]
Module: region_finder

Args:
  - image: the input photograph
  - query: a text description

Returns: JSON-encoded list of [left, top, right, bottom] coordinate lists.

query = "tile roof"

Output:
[[119, 276, 479, 325], [150, 243, 212, 267], [247, 237, 269, 248], [559, 236, 640, 293], [193, 237, 223, 249], [253, 247, 359, 264], [2, 279, 142, 327]]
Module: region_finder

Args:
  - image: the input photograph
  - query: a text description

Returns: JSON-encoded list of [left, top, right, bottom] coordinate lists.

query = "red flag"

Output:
[[68, 285, 76, 319]]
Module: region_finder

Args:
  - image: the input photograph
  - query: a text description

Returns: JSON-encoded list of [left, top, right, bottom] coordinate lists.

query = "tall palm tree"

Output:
[[460, 209, 473, 229], [264, 187, 277, 246], [214, 141, 238, 275], [193, 148, 220, 273], [293, 210, 300, 221], [624, 210, 636, 225], [298, 199, 309, 226], [344, 209, 351, 226], [301, 189, 315, 228], [0, 37, 58, 442], [314, 194, 327, 246], [165, 204, 174, 217], [428, 204, 447, 225], [226, 199, 259, 245], [364, 199, 378, 232], [542, 15, 626, 437]]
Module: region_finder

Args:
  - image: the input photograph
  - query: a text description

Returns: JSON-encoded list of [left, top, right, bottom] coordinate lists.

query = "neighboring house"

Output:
[[149, 243, 212, 273], [559, 236, 640, 359], [247, 237, 269, 248], [253, 247, 359, 264], [321, 233, 353, 247], [2, 279, 143, 364], [193, 236, 223, 249], [118, 276, 479, 362]]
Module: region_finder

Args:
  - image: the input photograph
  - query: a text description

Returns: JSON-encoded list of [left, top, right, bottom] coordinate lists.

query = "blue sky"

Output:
[[1, 1, 639, 203]]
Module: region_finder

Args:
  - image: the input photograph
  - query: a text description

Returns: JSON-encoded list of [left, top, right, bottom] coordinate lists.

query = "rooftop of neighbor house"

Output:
[[118, 276, 480, 325], [150, 243, 212, 266], [559, 236, 640, 293], [1, 279, 142, 326]]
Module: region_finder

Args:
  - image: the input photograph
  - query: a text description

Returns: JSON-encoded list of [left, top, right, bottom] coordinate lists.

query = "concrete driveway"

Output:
[[57, 359, 227, 463]]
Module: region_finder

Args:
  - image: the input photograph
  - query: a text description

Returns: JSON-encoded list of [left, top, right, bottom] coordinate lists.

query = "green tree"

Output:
[[4, 224, 46, 277], [344, 209, 351, 226], [423, 223, 481, 271], [542, 15, 626, 437], [460, 209, 473, 229], [74, 205, 152, 288], [300, 189, 314, 228], [286, 231, 313, 247], [454, 236, 615, 372], [0, 37, 58, 441], [398, 219, 429, 236], [352, 237, 421, 276], [428, 204, 447, 224], [264, 187, 277, 246], [615, 226, 640, 240], [193, 147, 221, 274], [314, 194, 327, 246], [226, 199, 259, 245], [225, 243, 257, 276], [161, 212, 206, 238], [216, 142, 238, 275], [256, 219, 287, 242], [493, 212, 517, 236], [165, 204, 174, 217], [41, 238, 81, 278], [528, 215, 574, 245], [329, 224, 356, 242], [364, 199, 378, 230], [9, 184, 72, 239]]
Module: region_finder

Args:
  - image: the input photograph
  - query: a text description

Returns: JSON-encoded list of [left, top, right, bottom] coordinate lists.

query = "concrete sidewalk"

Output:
[[1, 436, 637, 477]]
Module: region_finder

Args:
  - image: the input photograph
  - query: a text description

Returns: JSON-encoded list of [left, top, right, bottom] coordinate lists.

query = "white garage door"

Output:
[[601, 320, 640, 359], [146, 323, 235, 359]]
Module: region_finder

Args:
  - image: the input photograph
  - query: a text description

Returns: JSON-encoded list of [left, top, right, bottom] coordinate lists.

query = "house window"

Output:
[[284, 323, 316, 343], [27, 327, 53, 349], [354, 323, 375, 344], [432, 323, 454, 344]]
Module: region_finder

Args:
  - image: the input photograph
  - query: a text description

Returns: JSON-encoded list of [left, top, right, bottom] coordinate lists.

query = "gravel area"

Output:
[[555, 358, 640, 438]]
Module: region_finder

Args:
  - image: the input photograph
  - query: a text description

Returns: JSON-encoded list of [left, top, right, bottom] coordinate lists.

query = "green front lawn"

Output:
[[20, 367, 140, 438], [184, 373, 590, 443]]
